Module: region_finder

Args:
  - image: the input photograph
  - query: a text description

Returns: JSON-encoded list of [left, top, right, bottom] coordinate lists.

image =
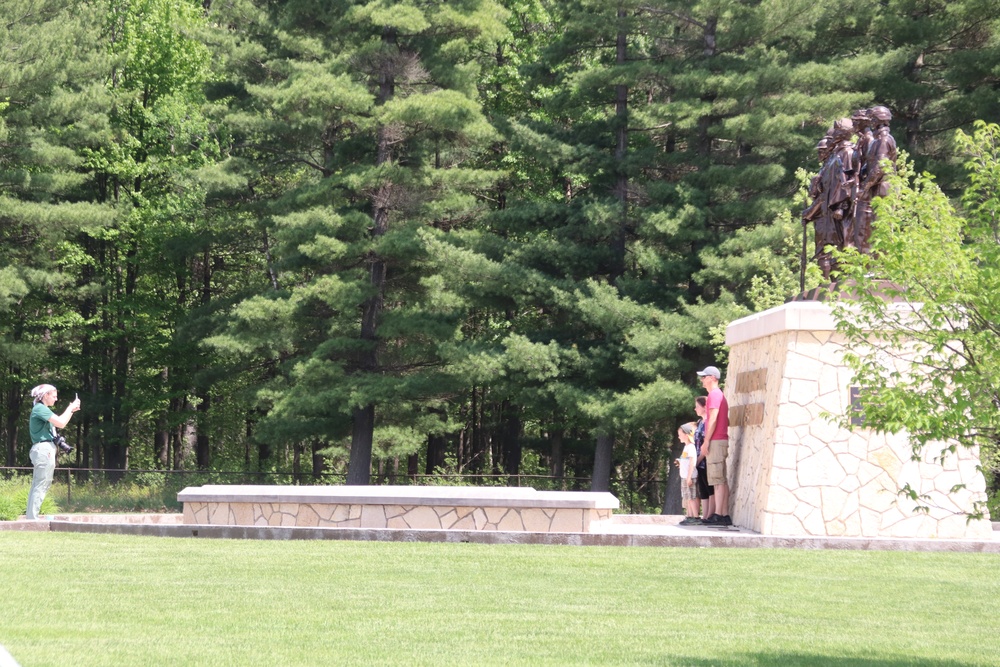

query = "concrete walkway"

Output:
[[3, 513, 999, 552]]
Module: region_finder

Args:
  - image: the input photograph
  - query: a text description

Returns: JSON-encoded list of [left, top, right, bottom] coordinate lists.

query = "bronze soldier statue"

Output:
[[800, 105, 897, 281], [804, 117, 858, 279], [855, 105, 897, 254], [850, 108, 875, 251], [825, 117, 858, 249], [802, 136, 841, 280]]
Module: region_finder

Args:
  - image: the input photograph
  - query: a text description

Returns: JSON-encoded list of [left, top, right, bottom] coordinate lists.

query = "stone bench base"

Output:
[[177, 485, 619, 533]]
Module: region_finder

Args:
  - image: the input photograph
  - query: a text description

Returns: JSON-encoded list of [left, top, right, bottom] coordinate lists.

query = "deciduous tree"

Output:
[[833, 122, 1000, 514]]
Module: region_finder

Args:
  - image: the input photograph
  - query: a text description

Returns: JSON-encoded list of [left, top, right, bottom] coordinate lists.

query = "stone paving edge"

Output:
[[30, 518, 1000, 552]]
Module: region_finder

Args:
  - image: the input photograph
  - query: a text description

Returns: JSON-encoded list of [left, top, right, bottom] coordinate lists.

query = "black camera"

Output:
[[53, 434, 73, 454]]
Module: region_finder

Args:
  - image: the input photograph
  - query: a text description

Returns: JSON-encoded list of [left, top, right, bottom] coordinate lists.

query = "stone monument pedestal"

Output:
[[724, 301, 991, 539]]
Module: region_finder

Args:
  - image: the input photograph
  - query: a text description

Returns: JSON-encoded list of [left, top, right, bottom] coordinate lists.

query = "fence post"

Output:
[[66, 468, 72, 505]]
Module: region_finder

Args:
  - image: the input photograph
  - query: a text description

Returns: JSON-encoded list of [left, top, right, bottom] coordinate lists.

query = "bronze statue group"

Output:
[[802, 106, 897, 280]]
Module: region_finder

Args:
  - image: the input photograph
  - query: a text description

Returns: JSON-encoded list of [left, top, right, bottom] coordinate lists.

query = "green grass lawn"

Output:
[[1, 533, 997, 667]]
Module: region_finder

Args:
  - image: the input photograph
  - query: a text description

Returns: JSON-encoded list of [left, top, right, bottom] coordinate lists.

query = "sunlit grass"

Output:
[[1, 533, 997, 666]]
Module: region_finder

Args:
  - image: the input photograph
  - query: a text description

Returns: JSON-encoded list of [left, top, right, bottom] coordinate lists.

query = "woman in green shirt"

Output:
[[26, 384, 80, 520]]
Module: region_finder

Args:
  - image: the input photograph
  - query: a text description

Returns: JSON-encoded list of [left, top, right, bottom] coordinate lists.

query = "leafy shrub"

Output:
[[0, 478, 60, 520], [0, 494, 21, 521]]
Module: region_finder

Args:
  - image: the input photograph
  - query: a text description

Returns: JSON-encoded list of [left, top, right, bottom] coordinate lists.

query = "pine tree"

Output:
[[0, 1, 114, 464], [63, 0, 227, 471], [428, 0, 882, 496], [856, 0, 1000, 184], [206, 0, 509, 483]]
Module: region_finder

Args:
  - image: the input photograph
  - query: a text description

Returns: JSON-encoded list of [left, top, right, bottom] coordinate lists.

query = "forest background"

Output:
[[2, 0, 998, 513]]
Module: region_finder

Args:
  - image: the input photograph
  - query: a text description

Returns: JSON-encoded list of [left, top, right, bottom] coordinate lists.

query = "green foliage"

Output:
[[0, 494, 20, 521], [861, 0, 1000, 184], [0, 477, 59, 520], [50, 476, 176, 513], [833, 123, 1000, 512], [204, 0, 511, 482]]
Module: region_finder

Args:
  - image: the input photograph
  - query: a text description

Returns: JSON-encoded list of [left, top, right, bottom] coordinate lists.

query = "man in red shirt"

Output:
[[696, 366, 731, 526]]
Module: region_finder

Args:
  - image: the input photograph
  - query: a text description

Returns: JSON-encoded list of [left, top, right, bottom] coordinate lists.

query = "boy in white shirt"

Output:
[[676, 422, 700, 525]]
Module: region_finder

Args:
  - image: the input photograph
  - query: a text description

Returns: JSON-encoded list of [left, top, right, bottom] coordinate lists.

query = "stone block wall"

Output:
[[725, 301, 991, 539], [182, 501, 611, 532], [178, 486, 620, 533]]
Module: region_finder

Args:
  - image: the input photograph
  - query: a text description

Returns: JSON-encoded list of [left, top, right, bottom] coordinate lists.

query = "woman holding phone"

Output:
[[26, 384, 81, 520]]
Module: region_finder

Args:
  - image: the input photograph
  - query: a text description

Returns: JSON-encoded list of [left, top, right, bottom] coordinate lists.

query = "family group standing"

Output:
[[676, 366, 731, 527]]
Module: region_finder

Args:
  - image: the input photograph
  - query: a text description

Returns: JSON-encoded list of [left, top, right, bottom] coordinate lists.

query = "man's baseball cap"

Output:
[[696, 366, 721, 379]]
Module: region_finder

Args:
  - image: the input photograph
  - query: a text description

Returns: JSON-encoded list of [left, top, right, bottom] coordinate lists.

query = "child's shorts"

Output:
[[680, 478, 698, 501]]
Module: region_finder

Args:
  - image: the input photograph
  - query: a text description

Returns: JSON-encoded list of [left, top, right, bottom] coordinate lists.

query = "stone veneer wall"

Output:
[[182, 501, 611, 533], [725, 301, 991, 539]]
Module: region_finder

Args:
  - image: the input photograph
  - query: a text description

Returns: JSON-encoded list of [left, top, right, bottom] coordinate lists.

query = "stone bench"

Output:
[[177, 485, 620, 533]]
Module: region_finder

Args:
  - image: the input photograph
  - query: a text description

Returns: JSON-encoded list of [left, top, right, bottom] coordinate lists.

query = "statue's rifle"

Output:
[[800, 199, 821, 291]]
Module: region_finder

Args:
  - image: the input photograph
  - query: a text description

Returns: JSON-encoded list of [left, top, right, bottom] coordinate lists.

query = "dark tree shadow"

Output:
[[659, 653, 982, 667]]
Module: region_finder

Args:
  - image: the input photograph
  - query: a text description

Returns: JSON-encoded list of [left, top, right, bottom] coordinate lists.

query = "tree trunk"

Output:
[[346, 404, 375, 484], [312, 440, 326, 479], [591, 432, 614, 492], [549, 428, 564, 481], [348, 27, 397, 485], [904, 51, 924, 150], [660, 439, 684, 515], [697, 17, 718, 159], [175, 400, 196, 469], [425, 431, 446, 475], [105, 337, 129, 474], [195, 250, 213, 470], [5, 384, 21, 466], [155, 415, 169, 468], [612, 13, 628, 281], [195, 390, 210, 469], [501, 403, 521, 478], [155, 369, 170, 467], [257, 438, 271, 471], [107, 237, 140, 474], [468, 386, 487, 473]]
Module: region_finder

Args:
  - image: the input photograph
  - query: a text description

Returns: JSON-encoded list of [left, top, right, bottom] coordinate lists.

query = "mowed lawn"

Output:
[[1, 532, 997, 667]]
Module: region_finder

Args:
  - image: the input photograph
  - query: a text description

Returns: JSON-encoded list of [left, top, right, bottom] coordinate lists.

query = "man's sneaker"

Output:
[[717, 515, 733, 527], [702, 514, 721, 525]]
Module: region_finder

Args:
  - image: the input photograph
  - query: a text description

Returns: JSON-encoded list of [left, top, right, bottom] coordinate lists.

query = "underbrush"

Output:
[[49, 480, 179, 514], [0, 472, 180, 518], [0, 477, 61, 520]]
